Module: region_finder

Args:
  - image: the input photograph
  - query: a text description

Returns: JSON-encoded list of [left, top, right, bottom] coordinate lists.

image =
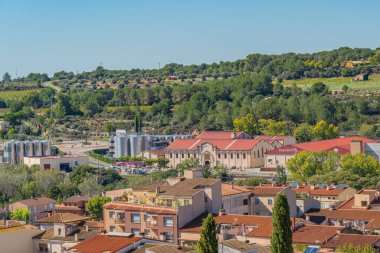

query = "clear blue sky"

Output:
[[1, 0, 380, 77]]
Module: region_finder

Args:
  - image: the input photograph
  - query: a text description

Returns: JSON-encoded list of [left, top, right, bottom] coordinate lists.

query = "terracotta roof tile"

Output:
[[165, 139, 261, 151], [323, 234, 380, 249], [248, 185, 287, 195], [196, 131, 248, 139], [70, 235, 141, 253], [221, 184, 251, 196], [266, 136, 377, 155], [37, 213, 91, 224], [292, 185, 349, 196], [13, 197, 55, 206]]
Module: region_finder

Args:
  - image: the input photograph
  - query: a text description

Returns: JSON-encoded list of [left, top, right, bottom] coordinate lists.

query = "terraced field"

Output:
[[283, 74, 380, 91], [0, 89, 44, 102]]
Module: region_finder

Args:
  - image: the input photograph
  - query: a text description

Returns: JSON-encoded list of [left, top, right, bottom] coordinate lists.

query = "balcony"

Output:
[[145, 217, 158, 228], [114, 213, 125, 224]]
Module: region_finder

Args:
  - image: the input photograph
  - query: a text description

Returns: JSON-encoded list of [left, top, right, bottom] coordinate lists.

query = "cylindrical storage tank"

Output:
[[33, 141, 42, 156]]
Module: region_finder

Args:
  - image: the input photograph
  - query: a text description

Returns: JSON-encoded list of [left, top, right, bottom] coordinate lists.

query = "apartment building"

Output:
[[2, 140, 52, 164], [0, 224, 43, 253], [8, 197, 56, 222], [165, 131, 285, 169], [221, 184, 252, 215], [103, 169, 222, 244]]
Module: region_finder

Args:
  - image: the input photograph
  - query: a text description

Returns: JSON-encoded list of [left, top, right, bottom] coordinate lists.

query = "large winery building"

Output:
[[165, 131, 295, 169]]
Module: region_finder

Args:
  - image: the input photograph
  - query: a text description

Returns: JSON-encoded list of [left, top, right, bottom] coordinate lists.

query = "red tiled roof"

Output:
[[306, 209, 380, 229], [166, 139, 261, 151], [104, 202, 177, 215], [266, 136, 377, 155], [221, 184, 251, 196], [70, 235, 141, 253], [196, 131, 247, 139], [323, 234, 380, 249], [292, 185, 349, 196], [337, 189, 378, 210], [248, 185, 287, 195], [292, 225, 343, 245], [13, 197, 56, 207]]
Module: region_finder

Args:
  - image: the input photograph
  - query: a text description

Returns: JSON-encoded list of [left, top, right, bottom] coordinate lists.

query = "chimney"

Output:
[[231, 132, 236, 139], [156, 186, 160, 194], [336, 229, 341, 234], [326, 186, 331, 190], [350, 140, 363, 155], [219, 209, 226, 216], [85, 225, 89, 232], [296, 185, 300, 189], [310, 185, 315, 190], [74, 233, 79, 241]]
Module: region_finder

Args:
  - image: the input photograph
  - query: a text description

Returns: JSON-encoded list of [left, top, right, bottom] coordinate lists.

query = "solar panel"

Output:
[[319, 184, 326, 189], [304, 246, 320, 253], [337, 184, 345, 190]]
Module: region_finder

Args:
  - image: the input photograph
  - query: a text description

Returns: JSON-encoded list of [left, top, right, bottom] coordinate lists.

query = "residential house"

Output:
[[291, 184, 356, 209], [322, 234, 380, 251], [219, 239, 270, 253], [8, 197, 56, 222], [55, 195, 96, 215], [133, 243, 197, 253], [0, 120, 10, 131], [249, 184, 297, 217], [264, 136, 376, 169], [305, 209, 380, 233], [352, 73, 369, 81], [67, 235, 167, 253], [337, 189, 380, 210], [221, 184, 252, 215], [33, 213, 98, 253], [165, 131, 288, 169]]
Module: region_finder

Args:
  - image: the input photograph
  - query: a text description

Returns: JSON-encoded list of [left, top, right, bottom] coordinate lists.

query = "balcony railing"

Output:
[[115, 217, 125, 224]]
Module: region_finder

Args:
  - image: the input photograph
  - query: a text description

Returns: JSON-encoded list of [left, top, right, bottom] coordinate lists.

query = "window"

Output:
[[110, 226, 116, 232], [131, 228, 140, 235], [144, 214, 149, 222], [120, 225, 125, 232], [193, 154, 196, 158], [176, 154, 178, 158], [170, 154, 173, 158], [164, 217, 173, 227], [164, 232, 174, 240], [253, 151, 256, 158], [268, 199, 273, 205], [166, 199, 173, 206], [224, 154, 227, 159], [237, 154, 240, 159], [58, 228, 62, 236], [230, 154, 233, 159], [181, 154, 184, 158], [255, 199, 260, 205], [204, 197, 208, 203], [144, 229, 151, 236], [243, 154, 246, 159], [39, 243, 48, 253], [243, 199, 248, 206], [218, 154, 221, 159], [109, 211, 116, 218], [131, 213, 140, 223], [268, 159, 273, 164], [184, 199, 190, 206], [188, 154, 190, 158]]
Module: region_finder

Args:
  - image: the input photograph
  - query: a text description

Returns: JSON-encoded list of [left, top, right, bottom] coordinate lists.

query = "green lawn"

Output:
[[283, 74, 380, 91]]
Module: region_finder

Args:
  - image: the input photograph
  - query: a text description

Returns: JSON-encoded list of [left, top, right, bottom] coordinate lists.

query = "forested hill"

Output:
[[4, 47, 380, 86]]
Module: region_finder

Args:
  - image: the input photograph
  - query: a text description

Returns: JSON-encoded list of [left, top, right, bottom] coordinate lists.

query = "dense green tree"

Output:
[[270, 194, 293, 253], [233, 113, 260, 135], [341, 153, 380, 177], [2, 72, 11, 82], [293, 123, 313, 142], [312, 120, 339, 140], [12, 209, 30, 222], [196, 213, 218, 253], [234, 177, 269, 186], [86, 196, 111, 220]]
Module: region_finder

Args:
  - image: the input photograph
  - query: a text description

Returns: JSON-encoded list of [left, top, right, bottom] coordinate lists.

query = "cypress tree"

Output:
[[271, 193, 293, 253], [134, 113, 141, 133], [196, 213, 218, 253]]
